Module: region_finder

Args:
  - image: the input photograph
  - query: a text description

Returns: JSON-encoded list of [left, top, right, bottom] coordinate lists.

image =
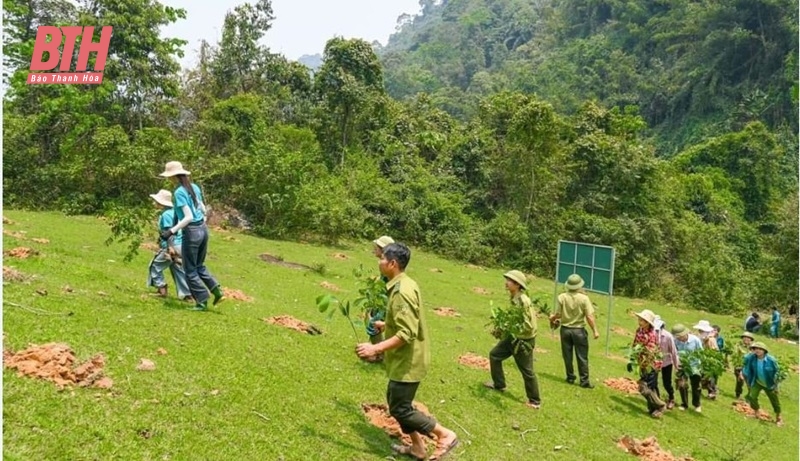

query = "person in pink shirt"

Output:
[[653, 315, 680, 409]]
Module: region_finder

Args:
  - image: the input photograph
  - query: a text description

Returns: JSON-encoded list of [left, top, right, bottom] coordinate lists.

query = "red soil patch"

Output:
[[429, 268, 443, 273], [3, 216, 15, 224], [732, 401, 772, 421], [31, 238, 50, 244], [4, 247, 38, 259], [3, 229, 26, 239], [790, 364, 799, 374], [617, 435, 694, 461], [320, 281, 341, 292], [330, 252, 349, 260], [361, 402, 437, 448], [136, 359, 156, 371], [140, 242, 160, 252], [3, 266, 28, 283], [472, 287, 491, 295], [458, 353, 490, 370], [433, 307, 461, 317], [264, 315, 322, 335], [604, 377, 640, 395], [3, 343, 113, 390], [156, 348, 168, 355], [612, 326, 633, 337], [223, 288, 253, 302]]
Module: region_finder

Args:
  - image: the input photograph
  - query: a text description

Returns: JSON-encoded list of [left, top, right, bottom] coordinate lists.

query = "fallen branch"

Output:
[[252, 410, 270, 422], [447, 416, 472, 437], [4, 300, 73, 316]]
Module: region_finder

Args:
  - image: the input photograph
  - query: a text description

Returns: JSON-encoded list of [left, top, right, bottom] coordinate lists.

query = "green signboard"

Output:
[[555, 241, 615, 295], [553, 240, 616, 355]]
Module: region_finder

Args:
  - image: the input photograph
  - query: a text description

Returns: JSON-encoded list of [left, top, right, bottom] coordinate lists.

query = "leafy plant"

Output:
[[314, 264, 389, 344], [678, 348, 726, 378], [316, 293, 360, 343], [486, 300, 533, 354], [103, 204, 153, 262], [625, 343, 663, 374]]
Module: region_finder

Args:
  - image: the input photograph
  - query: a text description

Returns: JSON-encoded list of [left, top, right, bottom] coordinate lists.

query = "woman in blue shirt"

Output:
[[770, 308, 781, 338], [742, 342, 783, 426], [159, 161, 225, 311]]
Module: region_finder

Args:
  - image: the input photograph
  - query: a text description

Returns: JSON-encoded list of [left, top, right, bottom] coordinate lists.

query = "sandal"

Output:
[[391, 443, 426, 461], [430, 437, 459, 461]]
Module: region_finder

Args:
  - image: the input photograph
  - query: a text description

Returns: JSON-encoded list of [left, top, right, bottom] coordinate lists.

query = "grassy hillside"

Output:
[[3, 211, 798, 460]]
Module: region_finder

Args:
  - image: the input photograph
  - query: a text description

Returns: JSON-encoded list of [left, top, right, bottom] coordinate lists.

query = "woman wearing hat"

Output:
[[693, 320, 719, 399], [484, 270, 542, 409], [732, 332, 755, 400], [158, 161, 225, 311], [549, 274, 599, 388], [672, 324, 704, 412], [363, 236, 395, 363], [742, 342, 783, 426], [653, 315, 679, 410], [629, 310, 667, 418], [146, 189, 191, 301]]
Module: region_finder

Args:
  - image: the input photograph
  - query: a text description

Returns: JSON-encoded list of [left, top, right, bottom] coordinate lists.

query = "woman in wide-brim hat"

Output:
[[732, 331, 755, 400], [629, 309, 667, 418], [692, 319, 719, 399], [146, 189, 192, 301], [158, 161, 225, 311]]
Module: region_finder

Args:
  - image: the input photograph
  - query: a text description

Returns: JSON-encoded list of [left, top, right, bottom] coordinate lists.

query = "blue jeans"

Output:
[[147, 248, 191, 299], [182, 223, 219, 304]]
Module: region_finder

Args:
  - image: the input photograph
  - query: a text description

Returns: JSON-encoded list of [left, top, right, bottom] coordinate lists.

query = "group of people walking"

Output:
[[146, 161, 225, 311], [628, 310, 784, 426], [143, 165, 786, 460]]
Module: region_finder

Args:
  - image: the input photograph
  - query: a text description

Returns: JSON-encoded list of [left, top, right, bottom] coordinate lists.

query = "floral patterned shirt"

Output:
[[633, 327, 663, 370]]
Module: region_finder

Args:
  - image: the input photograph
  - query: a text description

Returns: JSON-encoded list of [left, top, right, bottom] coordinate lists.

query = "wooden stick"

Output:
[[447, 416, 472, 437], [252, 410, 270, 422]]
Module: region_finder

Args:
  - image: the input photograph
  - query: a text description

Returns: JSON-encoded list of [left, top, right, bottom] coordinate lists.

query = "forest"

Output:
[[3, 0, 798, 313]]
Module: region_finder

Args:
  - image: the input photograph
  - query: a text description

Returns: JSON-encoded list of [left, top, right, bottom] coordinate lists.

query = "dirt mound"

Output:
[[604, 377, 640, 394], [223, 288, 253, 302], [319, 281, 340, 292], [31, 238, 50, 244], [534, 347, 548, 354], [3, 216, 15, 224], [330, 253, 349, 260], [140, 242, 160, 252], [259, 253, 310, 270], [732, 401, 772, 421], [612, 326, 633, 337], [465, 264, 485, 270], [617, 436, 694, 461], [4, 247, 38, 259], [472, 287, 491, 295], [3, 343, 113, 390], [790, 364, 799, 374], [3, 266, 28, 283], [264, 316, 322, 335], [361, 402, 437, 448], [434, 307, 461, 317], [458, 353, 490, 370], [3, 229, 26, 239], [429, 268, 444, 273]]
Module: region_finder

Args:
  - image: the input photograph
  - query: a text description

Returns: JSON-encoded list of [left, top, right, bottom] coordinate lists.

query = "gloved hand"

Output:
[[626, 362, 634, 373], [160, 229, 173, 241]]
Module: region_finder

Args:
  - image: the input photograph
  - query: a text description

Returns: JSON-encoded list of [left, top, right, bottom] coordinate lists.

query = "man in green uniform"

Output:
[[356, 243, 459, 461], [483, 270, 542, 408], [549, 274, 600, 388]]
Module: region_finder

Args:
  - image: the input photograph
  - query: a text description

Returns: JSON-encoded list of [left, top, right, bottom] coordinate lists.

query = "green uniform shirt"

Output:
[[513, 293, 537, 339], [556, 291, 594, 328], [384, 272, 430, 382]]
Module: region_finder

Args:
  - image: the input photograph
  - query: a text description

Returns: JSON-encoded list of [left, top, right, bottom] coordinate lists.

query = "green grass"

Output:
[[3, 210, 798, 460]]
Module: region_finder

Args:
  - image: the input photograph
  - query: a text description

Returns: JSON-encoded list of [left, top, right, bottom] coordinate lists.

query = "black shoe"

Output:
[[566, 378, 576, 384], [580, 382, 595, 389]]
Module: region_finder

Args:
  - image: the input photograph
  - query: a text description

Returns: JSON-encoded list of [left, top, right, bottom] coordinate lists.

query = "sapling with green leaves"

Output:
[[487, 300, 533, 354], [315, 264, 389, 344]]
